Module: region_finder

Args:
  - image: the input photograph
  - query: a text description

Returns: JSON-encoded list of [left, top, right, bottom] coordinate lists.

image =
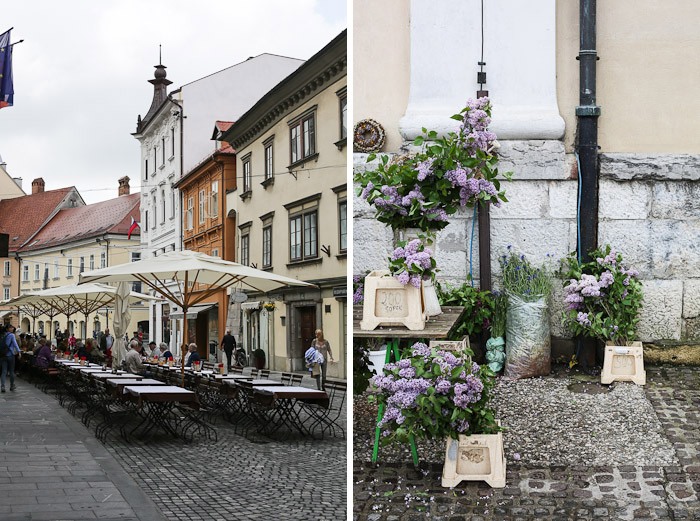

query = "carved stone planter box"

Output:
[[601, 341, 646, 385], [442, 424, 506, 488], [429, 337, 471, 362], [360, 270, 426, 331]]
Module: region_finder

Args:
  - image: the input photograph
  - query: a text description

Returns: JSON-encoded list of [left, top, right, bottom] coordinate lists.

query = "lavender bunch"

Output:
[[388, 239, 436, 287]]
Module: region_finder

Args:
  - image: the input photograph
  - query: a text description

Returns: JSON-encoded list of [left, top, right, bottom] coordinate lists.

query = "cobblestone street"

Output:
[[2, 374, 346, 521], [353, 365, 700, 521]]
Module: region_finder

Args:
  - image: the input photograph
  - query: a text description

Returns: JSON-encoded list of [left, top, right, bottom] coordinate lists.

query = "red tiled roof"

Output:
[[19, 193, 140, 252], [215, 121, 234, 133], [0, 188, 77, 252]]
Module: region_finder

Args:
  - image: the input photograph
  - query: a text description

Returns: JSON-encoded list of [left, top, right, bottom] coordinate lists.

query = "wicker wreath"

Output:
[[353, 119, 386, 153]]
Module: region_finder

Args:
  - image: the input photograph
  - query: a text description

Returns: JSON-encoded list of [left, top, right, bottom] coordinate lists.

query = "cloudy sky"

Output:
[[0, 0, 346, 204]]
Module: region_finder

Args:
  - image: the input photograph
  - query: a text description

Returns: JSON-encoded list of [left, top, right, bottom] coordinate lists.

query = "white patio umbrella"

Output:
[[79, 250, 317, 384], [111, 282, 132, 368], [7, 283, 158, 346]]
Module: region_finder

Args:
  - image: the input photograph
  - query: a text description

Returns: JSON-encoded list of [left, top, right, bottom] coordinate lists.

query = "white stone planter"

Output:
[[442, 425, 506, 489], [360, 270, 426, 331], [601, 341, 646, 385], [368, 348, 387, 376], [422, 279, 442, 317]]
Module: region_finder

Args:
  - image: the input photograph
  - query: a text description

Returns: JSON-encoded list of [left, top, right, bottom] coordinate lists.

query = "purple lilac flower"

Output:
[[396, 270, 410, 285], [360, 181, 374, 200], [411, 342, 430, 357], [352, 286, 364, 305], [576, 312, 592, 327], [415, 157, 436, 181], [435, 378, 451, 394], [599, 270, 614, 288], [409, 275, 422, 288], [454, 419, 470, 433], [398, 367, 416, 379], [397, 359, 411, 369], [391, 246, 405, 261]]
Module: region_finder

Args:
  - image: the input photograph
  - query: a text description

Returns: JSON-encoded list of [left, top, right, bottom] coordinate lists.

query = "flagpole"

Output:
[[10, 40, 24, 47]]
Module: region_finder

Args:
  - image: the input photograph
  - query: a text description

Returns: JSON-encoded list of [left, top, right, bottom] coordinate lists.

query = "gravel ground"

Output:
[[354, 365, 677, 467]]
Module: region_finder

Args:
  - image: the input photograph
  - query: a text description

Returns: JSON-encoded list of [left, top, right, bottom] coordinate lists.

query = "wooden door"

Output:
[[298, 306, 316, 358]]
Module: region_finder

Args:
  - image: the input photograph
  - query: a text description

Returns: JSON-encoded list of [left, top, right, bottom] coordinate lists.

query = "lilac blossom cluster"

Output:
[[459, 97, 498, 155], [391, 239, 434, 288], [444, 170, 500, 208], [373, 342, 486, 436], [359, 180, 450, 225], [352, 274, 365, 305]]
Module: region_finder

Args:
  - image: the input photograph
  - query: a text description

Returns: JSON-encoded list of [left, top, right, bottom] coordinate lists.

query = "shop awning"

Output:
[[169, 304, 216, 319], [0, 310, 15, 319], [241, 301, 261, 311]]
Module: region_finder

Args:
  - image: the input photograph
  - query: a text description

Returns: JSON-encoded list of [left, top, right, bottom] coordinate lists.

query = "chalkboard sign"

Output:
[[0, 233, 8, 258]]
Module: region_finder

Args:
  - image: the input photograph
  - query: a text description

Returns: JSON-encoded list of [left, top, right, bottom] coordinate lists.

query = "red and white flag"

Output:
[[127, 217, 140, 240]]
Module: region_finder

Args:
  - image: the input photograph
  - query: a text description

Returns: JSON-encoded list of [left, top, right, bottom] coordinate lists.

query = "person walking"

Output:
[[311, 329, 334, 391], [221, 330, 237, 370], [1, 324, 21, 392]]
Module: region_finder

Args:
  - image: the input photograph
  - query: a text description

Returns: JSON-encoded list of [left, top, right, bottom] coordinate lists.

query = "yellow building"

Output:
[[221, 31, 347, 378], [15, 179, 147, 340]]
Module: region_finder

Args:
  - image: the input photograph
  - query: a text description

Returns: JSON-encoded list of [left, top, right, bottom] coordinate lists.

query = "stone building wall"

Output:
[[354, 144, 700, 344]]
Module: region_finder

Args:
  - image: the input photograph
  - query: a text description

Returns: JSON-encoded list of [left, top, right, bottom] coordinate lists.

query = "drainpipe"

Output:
[[576, 0, 601, 367]]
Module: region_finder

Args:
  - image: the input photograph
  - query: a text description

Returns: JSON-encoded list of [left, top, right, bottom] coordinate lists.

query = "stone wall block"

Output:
[[549, 181, 578, 219], [637, 280, 683, 342], [353, 219, 394, 275], [491, 181, 549, 219], [435, 216, 474, 283], [649, 221, 700, 280], [598, 220, 653, 276], [599, 180, 651, 220], [550, 282, 574, 338], [651, 182, 700, 220], [497, 140, 571, 180], [600, 154, 700, 182], [682, 280, 700, 319], [353, 190, 375, 219]]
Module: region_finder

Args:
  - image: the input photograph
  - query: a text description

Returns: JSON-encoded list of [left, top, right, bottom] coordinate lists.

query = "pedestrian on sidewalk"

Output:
[[221, 330, 236, 370], [311, 329, 334, 391], [1, 324, 21, 392]]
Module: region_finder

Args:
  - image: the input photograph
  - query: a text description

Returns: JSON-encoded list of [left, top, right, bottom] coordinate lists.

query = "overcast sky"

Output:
[[0, 0, 346, 204]]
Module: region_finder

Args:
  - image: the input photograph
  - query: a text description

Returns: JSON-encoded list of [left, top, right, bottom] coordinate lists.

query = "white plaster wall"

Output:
[[180, 54, 303, 174]]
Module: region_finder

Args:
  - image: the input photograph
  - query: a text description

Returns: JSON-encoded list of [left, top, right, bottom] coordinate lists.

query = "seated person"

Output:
[[158, 342, 173, 360], [125, 340, 147, 375], [184, 343, 201, 367], [86, 338, 105, 364], [75, 340, 88, 360], [147, 341, 158, 357], [35, 340, 54, 369]]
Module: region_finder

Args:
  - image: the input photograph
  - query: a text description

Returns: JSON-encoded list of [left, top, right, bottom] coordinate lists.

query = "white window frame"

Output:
[[3, 287, 10, 301], [198, 189, 207, 224], [89, 254, 95, 271], [264, 143, 273, 181], [240, 234, 250, 266], [3, 260, 10, 277], [67, 259, 73, 277], [242, 157, 251, 193], [100, 252, 106, 269], [339, 200, 347, 253], [262, 225, 272, 268], [34, 263, 40, 281], [210, 181, 219, 218], [186, 196, 194, 230], [22, 265, 29, 282], [53, 260, 60, 279], [79, 257, 85, 274]]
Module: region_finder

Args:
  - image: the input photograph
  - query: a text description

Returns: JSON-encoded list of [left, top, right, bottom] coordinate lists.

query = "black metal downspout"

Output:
[[576, 0, 601, 367]]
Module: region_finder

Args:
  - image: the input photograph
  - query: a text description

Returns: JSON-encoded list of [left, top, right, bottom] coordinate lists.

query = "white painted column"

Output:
[[400, 0, 564, 141]]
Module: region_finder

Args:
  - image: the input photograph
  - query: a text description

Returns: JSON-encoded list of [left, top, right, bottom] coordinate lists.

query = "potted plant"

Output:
[[371, 341, 504, 487], [263, 301, 276, 312], [562, 245, 645, 384], [252, 348, 266, 370], [437, 281, 494, 359], [500, 249, 553, 379], [354, 97, 510, 234], [388, 238, 440, 316]]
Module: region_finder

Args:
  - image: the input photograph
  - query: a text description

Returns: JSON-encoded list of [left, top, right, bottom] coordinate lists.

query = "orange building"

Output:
[[173, 124, 236, 360]]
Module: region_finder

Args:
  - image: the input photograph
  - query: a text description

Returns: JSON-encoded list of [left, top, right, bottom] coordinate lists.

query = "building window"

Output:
[[242, 157, 251, 193], [241, 234, 250, 266], [144, 210, 149, 232], [3, 287, 9, 301], [67, 259, 73, 277], [43, 263, 48, 281], [339, 200, 347, 253], [290, 112, 316, 164], [152, 196, 157, 228], [262, 225, 272, 268], [131, 252, 141, 263], [171, 187, 176, 218], [211, 248, 219, 258], [162, 137, 166, 164], [100, 252, 106, 269], [79, 257, 85, 274], [264, 143, 273, 181], [161, 190, 166, 223], [144, 159, 148, 180], [186, 196, 194, 230], [3, 260, 9, 276], [22, 265, 29, 282], [198, 189, 207, 224], [89, 254, 95, 270], [340, 95, 347, 139], [34, 263, 40, 281], [153, 148, 157, 172], [210, 181, 219, 218], [53, 260, 59, 278], [171, 128, 175, 158], [289, 210, 318, 262]]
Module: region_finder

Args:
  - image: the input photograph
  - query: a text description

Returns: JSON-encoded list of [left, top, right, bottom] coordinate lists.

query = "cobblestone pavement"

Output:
[[353, 364, 700, 521], [7, 374, 347, 521]]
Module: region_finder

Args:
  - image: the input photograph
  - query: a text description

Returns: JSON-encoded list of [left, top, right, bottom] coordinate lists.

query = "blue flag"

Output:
[[0, 29, 14, 109]]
